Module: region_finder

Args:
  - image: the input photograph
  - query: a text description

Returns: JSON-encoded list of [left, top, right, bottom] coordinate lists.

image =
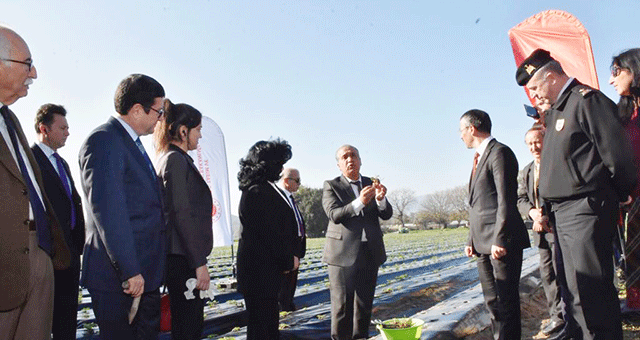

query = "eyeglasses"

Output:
[[1, 58, 33, 71], [287, 178, 301, 184], [611, 66, 625, 78], [148, 106, 165, 117]]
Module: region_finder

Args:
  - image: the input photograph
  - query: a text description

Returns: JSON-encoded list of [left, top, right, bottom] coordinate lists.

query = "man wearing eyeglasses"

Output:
[[0, 25, 71, 339], [517, 49, 637, 339], [79, 74, 167, 340], [276, 168, 306, 312]]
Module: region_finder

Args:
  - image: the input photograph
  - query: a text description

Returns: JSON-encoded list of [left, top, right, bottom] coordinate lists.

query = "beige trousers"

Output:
[[0, 231, 55, 340]]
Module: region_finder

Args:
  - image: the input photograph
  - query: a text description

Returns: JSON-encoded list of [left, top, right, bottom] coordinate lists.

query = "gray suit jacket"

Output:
[[156, 144, 213, 269], [468, 139, 529, 254], [517, 160, 553, 248], [322, 175, 393, 267]]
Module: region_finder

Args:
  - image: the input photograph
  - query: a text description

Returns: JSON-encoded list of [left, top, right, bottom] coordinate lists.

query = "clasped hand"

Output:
[[359, 182, 387, 205], [123, 274, 145, 298], [464, 245, 507, 259], [529, 208, 552, 233]]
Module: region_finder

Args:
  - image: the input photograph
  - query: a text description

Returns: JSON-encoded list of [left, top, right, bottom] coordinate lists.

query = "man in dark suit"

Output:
[[322, 145, 393, 340], [0, 25, 70, 339], [517, 127, 565, 337], [79, 74, 166, 340], [277, 167, 307, 311], [32, 103, 85, 340], [460, 109, 530, 340], [517, 49, 637, 339]]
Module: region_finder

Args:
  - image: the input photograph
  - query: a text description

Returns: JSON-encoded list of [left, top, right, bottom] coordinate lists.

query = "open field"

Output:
[[74, 228, 640, 339], [77, 228, 472, 338]]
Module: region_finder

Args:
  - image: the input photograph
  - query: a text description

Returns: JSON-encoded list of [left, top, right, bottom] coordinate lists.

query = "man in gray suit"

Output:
[[322, 145, 393, 340], [460, 109, 529, 340], [517, 127, 565, 337]]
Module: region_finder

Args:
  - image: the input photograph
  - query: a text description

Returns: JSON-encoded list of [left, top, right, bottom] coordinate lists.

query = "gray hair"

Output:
[[0, 25, 17, 62], [335, 144, 360, 161], [524, 126, 545, 141], [532, 60, 566, 82]]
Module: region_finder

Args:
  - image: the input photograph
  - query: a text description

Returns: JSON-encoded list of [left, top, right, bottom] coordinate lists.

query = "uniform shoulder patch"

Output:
[[578, 88, 592, 96], [572, 85, 594, 97]]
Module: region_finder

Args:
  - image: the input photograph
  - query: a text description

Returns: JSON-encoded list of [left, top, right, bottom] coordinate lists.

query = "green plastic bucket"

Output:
[[376, 318, 425, 340]]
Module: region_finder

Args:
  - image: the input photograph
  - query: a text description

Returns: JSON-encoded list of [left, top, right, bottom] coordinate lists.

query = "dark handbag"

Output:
[[160, 287, 171, 332]]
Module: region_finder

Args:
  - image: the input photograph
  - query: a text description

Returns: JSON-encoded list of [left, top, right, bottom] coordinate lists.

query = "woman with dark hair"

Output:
[[154, 101, 213, 339], [236, 139, 299, 340], [610, 48, 640, 310]]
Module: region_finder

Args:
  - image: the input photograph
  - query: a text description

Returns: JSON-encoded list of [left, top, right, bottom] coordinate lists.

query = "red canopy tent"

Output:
[[509, 10, 598, 104]]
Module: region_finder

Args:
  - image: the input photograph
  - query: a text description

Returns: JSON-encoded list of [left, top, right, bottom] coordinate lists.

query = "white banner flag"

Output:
[[188, 116, 233, 247]]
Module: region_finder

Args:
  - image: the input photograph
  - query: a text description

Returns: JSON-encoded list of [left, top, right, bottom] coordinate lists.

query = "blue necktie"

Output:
[[1, 106, 52, 254], [53, 152, 76, 230], [135, 138, 156, 179]]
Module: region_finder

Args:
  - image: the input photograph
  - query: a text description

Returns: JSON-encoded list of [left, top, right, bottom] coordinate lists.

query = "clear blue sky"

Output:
[[4, 0, 640, 210]]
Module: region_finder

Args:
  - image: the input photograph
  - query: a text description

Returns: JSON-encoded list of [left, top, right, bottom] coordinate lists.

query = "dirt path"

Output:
[[463, 286, 640, 340]]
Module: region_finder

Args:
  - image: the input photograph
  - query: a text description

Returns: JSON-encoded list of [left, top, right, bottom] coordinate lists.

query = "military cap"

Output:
[[516, 49, 553, 86]]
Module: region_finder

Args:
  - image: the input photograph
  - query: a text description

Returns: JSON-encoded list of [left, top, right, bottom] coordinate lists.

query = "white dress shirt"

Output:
[[0, 104, 45, 219], [37, 142, 72, 189]]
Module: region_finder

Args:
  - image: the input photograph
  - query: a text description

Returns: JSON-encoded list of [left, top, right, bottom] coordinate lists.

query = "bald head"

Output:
[[0, 25, 37, 105], [0, 26, 22, 60], [280, 168, 301, 193]]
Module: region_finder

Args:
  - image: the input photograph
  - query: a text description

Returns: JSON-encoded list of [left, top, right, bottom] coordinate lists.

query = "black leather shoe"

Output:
[[542, 320, 566, 336]]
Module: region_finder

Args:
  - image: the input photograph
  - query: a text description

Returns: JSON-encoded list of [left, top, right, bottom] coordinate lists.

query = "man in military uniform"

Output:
[[516, 49, 637, 339]]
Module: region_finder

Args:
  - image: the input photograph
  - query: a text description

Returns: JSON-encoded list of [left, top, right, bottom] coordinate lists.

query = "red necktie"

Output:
[[471, 152, 479, 178]]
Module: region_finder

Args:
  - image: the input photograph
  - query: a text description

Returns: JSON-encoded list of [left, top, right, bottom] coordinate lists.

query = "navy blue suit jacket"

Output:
[[32, 144, 85, 260], [78, 117, 166, 292]]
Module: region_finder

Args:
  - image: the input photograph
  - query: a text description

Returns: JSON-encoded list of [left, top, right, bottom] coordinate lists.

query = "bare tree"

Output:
[[387, 188, 416, 228], [448, 185, 469, 223], [419, 190, 452, 228]]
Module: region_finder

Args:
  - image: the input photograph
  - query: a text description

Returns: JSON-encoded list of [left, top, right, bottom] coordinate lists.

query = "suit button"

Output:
[[23, 219, 29, 225], [23, 248, 29, 255], [22, 189, 27, 195]]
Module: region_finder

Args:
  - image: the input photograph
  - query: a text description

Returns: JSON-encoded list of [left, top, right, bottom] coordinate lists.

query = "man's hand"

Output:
[[374, 183, 387, 201], [123, 274, 145, 298], [622, 195, 633, 207], [195, 265, 210, 291], [532, 220, 552, 233], [529, 208, 551, 233], [528, 208, 543, 222], [491, 245, 507, 260], [285, 256, 300, 273], [464, 246, 474, 258], [359, 185, 376, 205]]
